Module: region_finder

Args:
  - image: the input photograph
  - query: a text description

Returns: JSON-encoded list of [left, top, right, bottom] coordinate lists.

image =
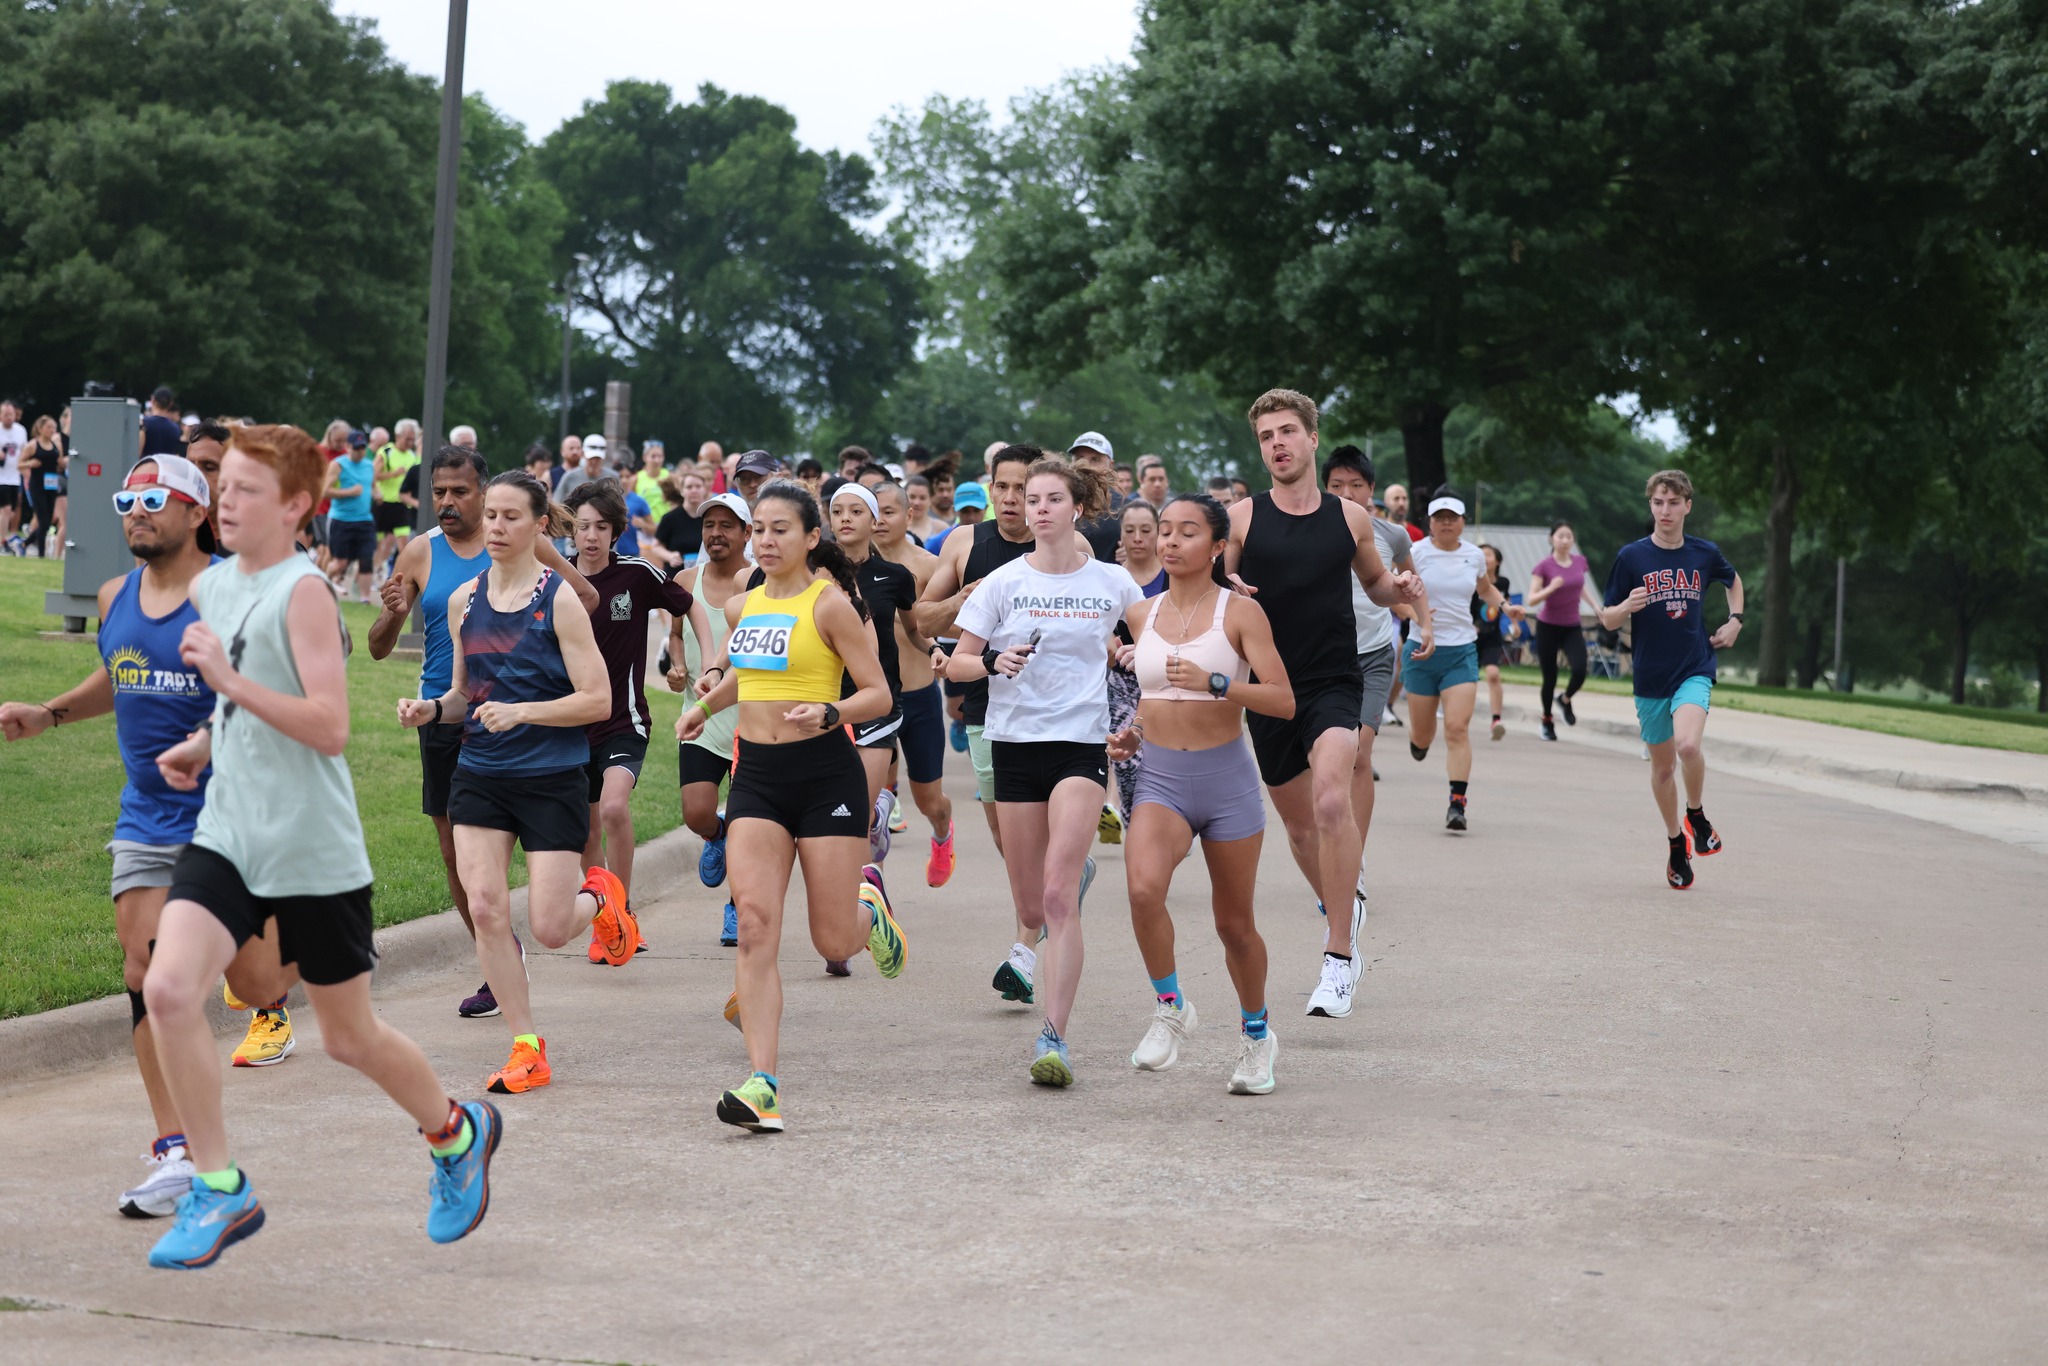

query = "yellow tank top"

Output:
[[732, 578, 842, 703]]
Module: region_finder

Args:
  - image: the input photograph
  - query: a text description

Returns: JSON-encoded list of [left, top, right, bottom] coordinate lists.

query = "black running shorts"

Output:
[[852, 703, 904, 751], [1246, 673, 1364, 788], [585, 731, 650, 803], [991, 739, 1109, 804], [418, 721, 464, 818], [447, 765, 590, 852], [679, 741, 733, 789], [727, 729, 868, 839], [169, 844, 375, 988]]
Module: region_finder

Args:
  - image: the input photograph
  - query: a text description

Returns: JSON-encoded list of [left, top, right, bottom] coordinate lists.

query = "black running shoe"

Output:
[[1540, 716, 1557, 741], [1559, 695, 1577, 727], [1686, 808, 1722, 855], [1667, 834, 1694, 890], [1409, 742, 1428, 762], [1445, 798, 1467, 832]]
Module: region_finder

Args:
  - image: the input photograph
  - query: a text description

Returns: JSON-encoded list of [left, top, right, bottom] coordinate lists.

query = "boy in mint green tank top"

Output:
[[138, 424, 503, 1271]]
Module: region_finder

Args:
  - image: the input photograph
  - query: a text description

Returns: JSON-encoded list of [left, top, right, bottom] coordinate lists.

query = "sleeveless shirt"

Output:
[[456, 568, 590, 776], [102, 565, 218, 844], [1236, 492, 1358, 686]]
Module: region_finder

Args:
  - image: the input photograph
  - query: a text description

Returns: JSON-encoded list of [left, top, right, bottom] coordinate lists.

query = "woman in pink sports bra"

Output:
[[1107, 494, 1295, 1096]]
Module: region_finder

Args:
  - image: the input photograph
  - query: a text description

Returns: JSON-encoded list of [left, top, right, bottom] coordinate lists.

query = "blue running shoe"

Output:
[[699, 830, 727, 889], [949, 720, 968, 753], [426, 1100, 502, 1244], [1078, 856, 1096, 913], [720, 900, 738, 947], [147, 1171, 264, 1269], [1030, 1034, 1074, 1088]]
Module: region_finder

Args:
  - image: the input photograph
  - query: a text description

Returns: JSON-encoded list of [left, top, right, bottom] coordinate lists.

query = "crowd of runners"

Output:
[[0, 386, 1744, 1270]]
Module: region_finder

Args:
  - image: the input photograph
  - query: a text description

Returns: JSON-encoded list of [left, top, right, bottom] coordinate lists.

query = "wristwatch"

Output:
[[1728, 612, 1745, 623], [982, 646, 1004, 675], [820, 702, 841, 732], [1207, 671, 1231, 699]]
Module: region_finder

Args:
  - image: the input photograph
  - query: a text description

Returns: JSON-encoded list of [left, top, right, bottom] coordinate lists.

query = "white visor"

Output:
[[1428, 496, 1466, 518]]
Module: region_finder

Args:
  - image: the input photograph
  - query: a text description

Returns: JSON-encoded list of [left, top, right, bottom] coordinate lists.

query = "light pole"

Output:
[[560, 252, 590, 442], [417, 0, 467, 517]]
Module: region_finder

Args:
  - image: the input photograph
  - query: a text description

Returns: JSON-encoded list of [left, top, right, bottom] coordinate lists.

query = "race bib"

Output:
[[729, 613, 795, 671], [43, 473, 61, 491]]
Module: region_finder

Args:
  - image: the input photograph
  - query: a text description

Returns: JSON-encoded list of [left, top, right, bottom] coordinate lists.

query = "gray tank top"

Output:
[[191, 555, 373, 896]]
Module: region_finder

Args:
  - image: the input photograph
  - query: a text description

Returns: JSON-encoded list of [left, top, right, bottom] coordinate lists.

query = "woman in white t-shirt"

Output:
[[1404, 491, 1519, 832], [948, 460, 1143, 1089]]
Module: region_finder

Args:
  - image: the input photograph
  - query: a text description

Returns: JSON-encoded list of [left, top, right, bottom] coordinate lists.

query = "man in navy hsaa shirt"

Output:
[[1600, 468, 1745, 892]]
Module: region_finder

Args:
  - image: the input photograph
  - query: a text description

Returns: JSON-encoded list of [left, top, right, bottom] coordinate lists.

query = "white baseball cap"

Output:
[[582, 434, 608, 456], [126, 454, 211, 508], [1068, 431, 1114, 460], [701, 492, 751, 525]]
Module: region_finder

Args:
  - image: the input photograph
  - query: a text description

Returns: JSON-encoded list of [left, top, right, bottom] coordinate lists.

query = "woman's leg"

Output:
[[1037, 777, 1106, 1036], [1563, 627, 1589, 701], [1485, 662, 1503, 724], [1537, 623, 1562, 716], [303, 973, 451, 1131], [1440, 681, 1478, 783], [453, 826, 527, 1031], [995, 801, 1051, 940], [728, 818, 796, 1077], [1202, 832, 1268, 1016], [1126, 802, 1195, 983], [1406, 687, 1440, 753], [797, 834, 872, 963]]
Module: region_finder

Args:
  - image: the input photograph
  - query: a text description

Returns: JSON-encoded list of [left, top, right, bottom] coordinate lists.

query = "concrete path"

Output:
[[3, 725, 2044, 1363]]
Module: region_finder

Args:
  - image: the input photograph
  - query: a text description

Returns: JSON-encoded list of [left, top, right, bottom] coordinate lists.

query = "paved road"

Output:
[[3, 722, 2044, 1364]]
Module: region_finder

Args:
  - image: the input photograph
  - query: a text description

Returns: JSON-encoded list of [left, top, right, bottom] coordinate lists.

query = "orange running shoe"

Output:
[[487, 1037, 550, 1094], [585, 930, 606, 964], [723, 990, 742, 1031], [926, 821, 955, 888], [583, 867, 638, 966]]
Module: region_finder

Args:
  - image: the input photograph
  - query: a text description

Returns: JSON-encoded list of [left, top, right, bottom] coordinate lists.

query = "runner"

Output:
[[1598, 470, 1744, 890], [1101, 497, 1167, 845], [564, 481, 710, 964], [676, 492, 752, 946], [948, 459, 1144, 1087], [399, 470, 634, 1094], [0, 455, 296, 1217], [1320, 445, 1427, 892], [829, 483, 924, 865], [140, 423, 498, 1269], [1109, 494, 1293, 1094], [372, 420, 421, 578], [369, 447, 598, 1019], [1527, 521, 1591, 740], [1225, 391, 1420, 1020], [1404, 491, 1519, 831], [873, 479, 956, 885], [323, 430, 377, 602], [676, 481, 906, 1132], [916, 446, 1095, 1006], [1475, 542, 1512, 741]]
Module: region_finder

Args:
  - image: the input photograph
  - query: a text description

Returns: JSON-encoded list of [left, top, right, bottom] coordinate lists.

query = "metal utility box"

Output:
[[45, 396, 141, 633]]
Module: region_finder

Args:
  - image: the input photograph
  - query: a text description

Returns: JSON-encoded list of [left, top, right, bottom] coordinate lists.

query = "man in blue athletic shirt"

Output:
[[0, 455, 296, 1217], [1600, 468, 1746, 891]]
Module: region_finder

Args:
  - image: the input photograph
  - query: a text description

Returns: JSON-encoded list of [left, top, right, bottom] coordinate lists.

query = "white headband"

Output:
[[1428, 496, 1466, 518], [831, 483, 880, 521]]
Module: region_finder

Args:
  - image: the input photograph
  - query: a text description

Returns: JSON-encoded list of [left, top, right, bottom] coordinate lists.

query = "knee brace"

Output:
[[129, 988, 147, 1029]]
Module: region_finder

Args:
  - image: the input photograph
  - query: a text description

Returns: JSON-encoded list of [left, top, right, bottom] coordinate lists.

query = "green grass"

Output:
[[1497, 665, 2048, 754], [0, 559, 688, 1019]]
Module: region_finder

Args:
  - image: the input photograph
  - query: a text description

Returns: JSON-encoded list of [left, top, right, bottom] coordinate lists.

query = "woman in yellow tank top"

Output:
[[677, 481, 905, 1134]]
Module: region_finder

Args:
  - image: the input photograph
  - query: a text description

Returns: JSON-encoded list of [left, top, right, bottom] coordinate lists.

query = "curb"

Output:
[[1498, 701, 2048, 808], [0, 823, 704, 1092]]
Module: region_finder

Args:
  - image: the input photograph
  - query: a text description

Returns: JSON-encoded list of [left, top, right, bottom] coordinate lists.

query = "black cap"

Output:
[[733, 450, 782, 479], [348, 428, 369, 448]]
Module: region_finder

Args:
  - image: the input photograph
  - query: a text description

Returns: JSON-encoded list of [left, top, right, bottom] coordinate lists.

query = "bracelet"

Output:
[[703, 665, 725, 677], [432, 697, 444, 725], [37, 702, 59, 727], [692, 698, 712, 717]]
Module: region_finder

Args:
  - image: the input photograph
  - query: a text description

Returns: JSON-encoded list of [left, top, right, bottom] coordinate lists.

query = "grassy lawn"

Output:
[[0, 559, 688, 1019], [1497, 665, 2048, 755]]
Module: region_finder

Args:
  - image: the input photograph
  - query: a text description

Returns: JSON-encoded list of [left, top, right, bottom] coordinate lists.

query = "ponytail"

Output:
[[756, 478, 870, 622]]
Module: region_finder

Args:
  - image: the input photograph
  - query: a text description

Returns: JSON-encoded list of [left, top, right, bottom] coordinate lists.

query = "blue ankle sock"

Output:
[[753, 1071, 779, 1091], [1241, 1007, 1269, 1040], [1149, 971, 1181, 1007]]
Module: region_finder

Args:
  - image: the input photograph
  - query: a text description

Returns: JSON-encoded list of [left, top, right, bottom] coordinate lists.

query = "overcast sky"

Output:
[[337, 1, 1142, 155]]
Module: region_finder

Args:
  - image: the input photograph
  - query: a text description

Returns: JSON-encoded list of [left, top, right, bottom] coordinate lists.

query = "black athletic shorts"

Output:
[[991, 739, 1109, 804], [586, 731, 649, 802], [1247, 673, 1364, 788], [328, 519, 376, 571], [852, 703, 904, 750], [1476, 638, 1505, 669], [447, 765, 589, 852], [0, 486, 18, 512], [679, 741, 733, 789], [419, 722, 464, 818], [728, 729, 868, 839], [169, 843, 375, 987], [374, 501, 412, 534]]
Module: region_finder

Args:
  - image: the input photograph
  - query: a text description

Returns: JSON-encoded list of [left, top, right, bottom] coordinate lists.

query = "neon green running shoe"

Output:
[[860, 867, 906, 979], [716, 1074, 783, 1133]]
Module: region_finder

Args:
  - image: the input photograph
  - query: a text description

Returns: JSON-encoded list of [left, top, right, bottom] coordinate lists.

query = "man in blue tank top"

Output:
[[370, 445, 599, 1019], [0, 455, 294, 1219]]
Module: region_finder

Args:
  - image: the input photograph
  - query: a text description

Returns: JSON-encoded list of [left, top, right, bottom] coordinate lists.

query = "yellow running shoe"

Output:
[[723, 990, 742, 1031], [231, 1007, 295, 1067], [1097, 804, 1123, 845], [221, 979, 250, 1012], [716, 1074, 783, 1133], [860, 866, 906, 979]]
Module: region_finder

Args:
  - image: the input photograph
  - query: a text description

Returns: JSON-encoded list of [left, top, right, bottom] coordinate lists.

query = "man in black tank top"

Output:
[[1225, 389, 1421, 1022]]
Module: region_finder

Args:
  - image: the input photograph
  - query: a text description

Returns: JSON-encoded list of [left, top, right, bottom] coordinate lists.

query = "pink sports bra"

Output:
[[1135, 588, 1249, 701]]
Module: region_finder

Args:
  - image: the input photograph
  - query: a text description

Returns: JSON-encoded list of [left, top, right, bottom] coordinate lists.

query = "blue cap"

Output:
[[953, 482, 988, 511]]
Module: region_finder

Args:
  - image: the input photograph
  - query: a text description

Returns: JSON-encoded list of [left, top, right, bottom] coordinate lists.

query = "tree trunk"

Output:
[[2037, 638, 2047, 713], [1397, 401, 1451, 500], [1795, 617, 1823, 689], [1950, 604, 1973, 706], [1756, 440, 1799, 687]]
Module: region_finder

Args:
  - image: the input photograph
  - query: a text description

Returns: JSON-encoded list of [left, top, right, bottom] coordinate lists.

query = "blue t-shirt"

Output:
[[617, 492, 651, 557], [330, 454, 376, 523], [1604, 534, 1737, 698], [102, 565, 219, 844]]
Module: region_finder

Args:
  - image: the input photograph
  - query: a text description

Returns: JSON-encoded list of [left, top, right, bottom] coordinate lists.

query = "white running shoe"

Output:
[[1130, 997, 1198, 1071], [1079, 856, 1097, 910], [1306, 955, 1354, 1018], [118, 1143, 195, 1218], [1228, 1028, 1279, 1094], [870, 789, 897, 864]]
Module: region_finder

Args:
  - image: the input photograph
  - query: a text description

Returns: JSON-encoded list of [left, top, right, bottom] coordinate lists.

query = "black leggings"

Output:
[[24, 487, 59, 555], [1535, 621, 1587, 716]]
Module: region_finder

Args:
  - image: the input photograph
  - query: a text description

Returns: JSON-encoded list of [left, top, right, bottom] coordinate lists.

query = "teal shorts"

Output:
[[1634, 675, 1714, 745], [1402, 639, 1479, 697], [967, 724, 995, 803]]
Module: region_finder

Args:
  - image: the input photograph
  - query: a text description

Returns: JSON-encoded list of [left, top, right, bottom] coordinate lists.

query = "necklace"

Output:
[[1163, 586, 1216, 659]]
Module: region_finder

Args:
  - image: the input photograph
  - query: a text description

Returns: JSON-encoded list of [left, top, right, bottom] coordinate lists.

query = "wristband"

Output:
[[703, 665, 725, 677], [692, 698, 712, 717], [432, 697, 443, 725], [982, 647, 1002, 675], [1728, 612, 1745, 623], [37, 702, 59, 727]]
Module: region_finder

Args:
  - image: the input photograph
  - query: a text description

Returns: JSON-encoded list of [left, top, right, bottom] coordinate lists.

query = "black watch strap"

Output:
[[820, 702, 841, 731], [982, 646, 1002, 674], [1728, 612, 1745, 623]]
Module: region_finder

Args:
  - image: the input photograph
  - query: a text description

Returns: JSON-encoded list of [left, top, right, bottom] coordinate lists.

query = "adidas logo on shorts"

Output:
[[830, 804, 852, 817]]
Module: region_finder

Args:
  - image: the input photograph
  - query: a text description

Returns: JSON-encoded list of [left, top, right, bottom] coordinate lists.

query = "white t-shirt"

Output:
[[0, 423, 24, 487], [1411, 537, 1487, 648], [1353, 514, 1413, 654], [955, 554, 1144, 744]]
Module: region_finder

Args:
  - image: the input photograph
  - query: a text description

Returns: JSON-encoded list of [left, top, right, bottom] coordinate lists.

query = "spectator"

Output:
[[1205, 474, 1237, 507], [448, 424, 478, 449], [555, 434, 612, 502], [139, 386, 184, 457]]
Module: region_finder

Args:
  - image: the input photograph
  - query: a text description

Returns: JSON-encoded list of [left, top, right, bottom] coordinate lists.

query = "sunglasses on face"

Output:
[[113, 487, 183, 515]]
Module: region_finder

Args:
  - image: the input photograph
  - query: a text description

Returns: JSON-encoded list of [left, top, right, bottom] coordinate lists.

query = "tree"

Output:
[[539, 82, 923, 454]]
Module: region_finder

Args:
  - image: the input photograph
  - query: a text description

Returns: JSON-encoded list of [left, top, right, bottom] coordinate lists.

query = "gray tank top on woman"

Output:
[[191, 555, 373, 897]]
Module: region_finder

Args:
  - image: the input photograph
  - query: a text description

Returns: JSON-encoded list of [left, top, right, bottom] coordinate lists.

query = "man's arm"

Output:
[[1709, 573, 1746, 649], [368, 535, 428, 659], [4, 574, 127, 737], [913, 532, 973, 638]]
